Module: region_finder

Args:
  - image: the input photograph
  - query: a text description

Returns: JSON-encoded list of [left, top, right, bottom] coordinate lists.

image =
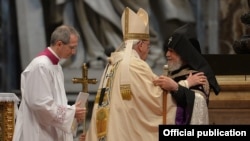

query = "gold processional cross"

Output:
[[72, 63, 97, 134]]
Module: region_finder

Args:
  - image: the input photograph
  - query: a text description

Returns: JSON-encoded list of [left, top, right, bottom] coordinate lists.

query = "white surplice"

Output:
[[12, 55, 76, 141]]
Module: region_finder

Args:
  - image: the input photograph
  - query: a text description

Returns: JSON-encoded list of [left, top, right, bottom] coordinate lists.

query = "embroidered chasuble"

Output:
[[86, 50, 180, 141], [86, 7, 177, 141]]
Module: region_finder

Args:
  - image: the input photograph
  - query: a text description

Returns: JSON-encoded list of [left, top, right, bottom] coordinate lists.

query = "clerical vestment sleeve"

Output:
[[129, 58, 164, 117]]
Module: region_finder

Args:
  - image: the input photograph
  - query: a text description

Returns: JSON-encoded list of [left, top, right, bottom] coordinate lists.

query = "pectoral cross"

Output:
[[72, 63, 97, 134]]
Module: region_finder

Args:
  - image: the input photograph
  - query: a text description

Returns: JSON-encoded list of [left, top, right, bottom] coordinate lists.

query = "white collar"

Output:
[[48, 47, 60, 60]]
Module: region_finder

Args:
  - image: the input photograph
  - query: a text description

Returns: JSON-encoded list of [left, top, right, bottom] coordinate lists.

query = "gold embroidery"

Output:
[[120, 84, 133, 100], [96, 107, 109, 138], [95, 89, 108, 104], [95, 89, 101, 104], [95, 61, 120, 140]]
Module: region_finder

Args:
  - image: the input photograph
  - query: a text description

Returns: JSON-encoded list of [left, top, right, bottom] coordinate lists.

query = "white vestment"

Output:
[[13, 55, 76, 141], [86, 50, 176, 141], [178, 80, 209, 124]]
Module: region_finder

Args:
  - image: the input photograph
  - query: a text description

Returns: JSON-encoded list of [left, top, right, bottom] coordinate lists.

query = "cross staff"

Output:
[[162, 65, 169, 124], [72, 63, 97, 134], [72, 63, 98, 92]]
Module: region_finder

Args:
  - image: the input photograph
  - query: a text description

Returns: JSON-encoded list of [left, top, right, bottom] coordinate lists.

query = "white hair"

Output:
[[116, 40, 141, 52]]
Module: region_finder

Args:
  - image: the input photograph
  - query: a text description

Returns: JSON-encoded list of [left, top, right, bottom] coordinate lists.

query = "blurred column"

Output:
[[16, 0, 46, 69]]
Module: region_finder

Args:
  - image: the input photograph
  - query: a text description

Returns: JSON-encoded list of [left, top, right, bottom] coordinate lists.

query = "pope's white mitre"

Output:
[[119, 7, 150, 100], [121, 7, 149, 41]]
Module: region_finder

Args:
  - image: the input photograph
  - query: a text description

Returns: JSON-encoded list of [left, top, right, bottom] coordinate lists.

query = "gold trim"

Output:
[[125, 7, 129, 38], [96, 107, 109, 138], [95, 89, 101, 104], [124, 33, 149, 41], [95, 89, 108, 104]]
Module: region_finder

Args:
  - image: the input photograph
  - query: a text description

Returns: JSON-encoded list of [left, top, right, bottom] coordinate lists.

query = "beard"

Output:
[[167, 58, 183, 72]]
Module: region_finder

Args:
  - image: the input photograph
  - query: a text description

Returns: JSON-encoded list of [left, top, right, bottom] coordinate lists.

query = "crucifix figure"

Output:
[[72, 63, 97, 134]]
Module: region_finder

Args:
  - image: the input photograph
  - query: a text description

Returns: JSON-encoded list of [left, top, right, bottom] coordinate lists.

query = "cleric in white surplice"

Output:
[[12, 25, 86, 141]]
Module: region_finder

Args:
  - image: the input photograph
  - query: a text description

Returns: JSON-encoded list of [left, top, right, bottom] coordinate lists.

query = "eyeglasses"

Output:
[[60, 41, 77, 50], [67, 45, 77, 50]]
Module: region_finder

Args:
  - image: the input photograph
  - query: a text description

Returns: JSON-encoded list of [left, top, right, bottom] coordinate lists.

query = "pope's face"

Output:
[[139, 40, 150, 61]]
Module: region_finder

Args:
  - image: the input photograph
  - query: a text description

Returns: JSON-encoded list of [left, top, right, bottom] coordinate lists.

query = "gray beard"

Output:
[[168, 63, 182, 72], [167, 60, 183, 72]]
